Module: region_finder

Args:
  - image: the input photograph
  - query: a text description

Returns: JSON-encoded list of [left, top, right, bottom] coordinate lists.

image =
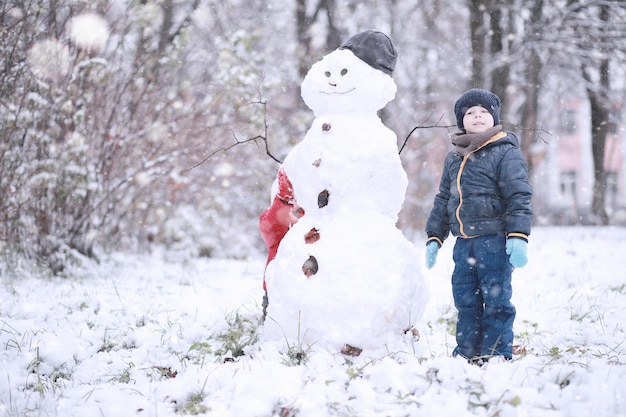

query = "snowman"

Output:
[[260, 30, 427, 355]]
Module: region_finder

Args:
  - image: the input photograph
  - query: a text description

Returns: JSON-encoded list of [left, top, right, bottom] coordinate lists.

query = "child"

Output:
[[425, 88, 532, 363]]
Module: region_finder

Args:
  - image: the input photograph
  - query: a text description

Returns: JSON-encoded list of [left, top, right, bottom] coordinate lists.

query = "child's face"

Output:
[[463, 105, 495, 134]]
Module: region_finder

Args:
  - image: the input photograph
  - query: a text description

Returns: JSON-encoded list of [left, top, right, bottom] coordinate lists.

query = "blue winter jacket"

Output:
[[425, 131, 532, 246]]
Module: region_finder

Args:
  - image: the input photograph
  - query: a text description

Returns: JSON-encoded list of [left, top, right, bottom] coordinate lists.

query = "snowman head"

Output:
[[301, 30, 398, 117]]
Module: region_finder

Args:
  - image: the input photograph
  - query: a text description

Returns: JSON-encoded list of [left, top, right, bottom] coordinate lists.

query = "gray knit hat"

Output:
[[338, 30, 397, 76], [454, 88, 501, 131]]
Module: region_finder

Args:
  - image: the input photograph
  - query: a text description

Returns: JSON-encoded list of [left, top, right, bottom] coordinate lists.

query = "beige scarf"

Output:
[[450, 125, 503, 157]]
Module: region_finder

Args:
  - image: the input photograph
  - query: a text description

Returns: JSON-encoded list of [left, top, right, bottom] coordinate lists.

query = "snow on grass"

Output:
[[1, 226, 625, 417]]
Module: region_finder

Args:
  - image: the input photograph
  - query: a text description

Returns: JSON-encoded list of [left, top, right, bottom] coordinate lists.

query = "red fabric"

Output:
[[275, 167, 294, 203], [259, 168, 303, 290]]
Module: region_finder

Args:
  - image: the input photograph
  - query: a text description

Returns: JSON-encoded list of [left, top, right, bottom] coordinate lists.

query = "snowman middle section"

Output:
[[281, 114, 406, 217]]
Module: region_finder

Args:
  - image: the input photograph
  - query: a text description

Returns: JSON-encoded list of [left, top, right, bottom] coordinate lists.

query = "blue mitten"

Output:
[[506, 238, 528, 268], [425, 241, 439, 269]]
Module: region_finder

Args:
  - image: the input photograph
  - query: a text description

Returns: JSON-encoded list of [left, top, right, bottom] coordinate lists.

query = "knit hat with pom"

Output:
[[454, 88, 501, 131], [339, 30, 397, 76]]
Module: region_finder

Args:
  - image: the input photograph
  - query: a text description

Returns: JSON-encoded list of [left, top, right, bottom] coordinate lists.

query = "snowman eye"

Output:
[[341, 68, 348, 76], [325, 71, 331, 77]]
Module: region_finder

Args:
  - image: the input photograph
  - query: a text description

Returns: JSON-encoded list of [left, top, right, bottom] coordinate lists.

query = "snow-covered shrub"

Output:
[[0, 1, 287, 272]]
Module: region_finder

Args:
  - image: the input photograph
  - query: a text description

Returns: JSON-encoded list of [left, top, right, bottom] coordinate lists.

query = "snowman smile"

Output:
[[320, 87, 356, 95]]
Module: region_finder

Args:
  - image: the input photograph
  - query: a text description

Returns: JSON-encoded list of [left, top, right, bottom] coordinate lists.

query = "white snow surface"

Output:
[[1, 226, 625, 417]]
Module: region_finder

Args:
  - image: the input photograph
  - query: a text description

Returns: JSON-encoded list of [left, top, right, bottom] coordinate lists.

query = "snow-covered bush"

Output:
[[0, 1, 288, 272]]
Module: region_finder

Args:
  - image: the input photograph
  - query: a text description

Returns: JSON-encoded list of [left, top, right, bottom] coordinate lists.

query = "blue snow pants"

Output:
[[451, 234, 516, 360]]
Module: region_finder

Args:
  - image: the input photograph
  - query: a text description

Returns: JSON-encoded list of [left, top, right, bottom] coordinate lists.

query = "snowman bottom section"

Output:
[[262, 213, 427, 352]]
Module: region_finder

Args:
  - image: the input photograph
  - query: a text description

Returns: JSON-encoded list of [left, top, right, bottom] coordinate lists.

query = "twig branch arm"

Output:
[[399, 113, 450, 155], [182, 98, 282, 173]]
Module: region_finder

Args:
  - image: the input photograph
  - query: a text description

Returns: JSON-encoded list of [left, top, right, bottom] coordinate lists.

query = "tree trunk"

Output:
[[488, 5, 509, 100], [469, 0, 486, 87], [584, 5, 610, 225], [295, 0, 341, 79], [518, 0, 543, 186], [519, 49, 541, 178], [585, 66, 610, 225], [322, 0, 342, 49], [295, 0, 313, 80]]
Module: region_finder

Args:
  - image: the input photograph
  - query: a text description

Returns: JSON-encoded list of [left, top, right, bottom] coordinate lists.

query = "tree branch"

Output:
[[182, 97, 282, 173], [516, 124, 552, 145], [509, 118, 553, 145], [399, 113, 451, 154], [399, 111, 553, 155]]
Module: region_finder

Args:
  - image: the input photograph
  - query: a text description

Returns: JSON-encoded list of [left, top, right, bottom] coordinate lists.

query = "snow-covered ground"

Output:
[[1, 226, 625, 417]]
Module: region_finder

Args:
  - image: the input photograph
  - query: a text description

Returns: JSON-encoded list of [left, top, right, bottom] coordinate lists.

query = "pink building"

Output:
[[538, 97, 626, 223]]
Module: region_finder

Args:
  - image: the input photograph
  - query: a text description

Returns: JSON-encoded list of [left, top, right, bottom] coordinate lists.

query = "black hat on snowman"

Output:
[[338, 30, 397, 76], [454, 88, 502, 132]]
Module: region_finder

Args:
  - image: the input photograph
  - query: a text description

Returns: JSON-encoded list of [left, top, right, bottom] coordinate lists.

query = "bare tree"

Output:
[[487, 3, 510, 99], [469, 0, 487, 87], [582, 3, 611, 224], [295, 0, 343, 80], [466, 1, 513, 105], [551, 0, 626, 224], [517, 0, 544, 180]]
